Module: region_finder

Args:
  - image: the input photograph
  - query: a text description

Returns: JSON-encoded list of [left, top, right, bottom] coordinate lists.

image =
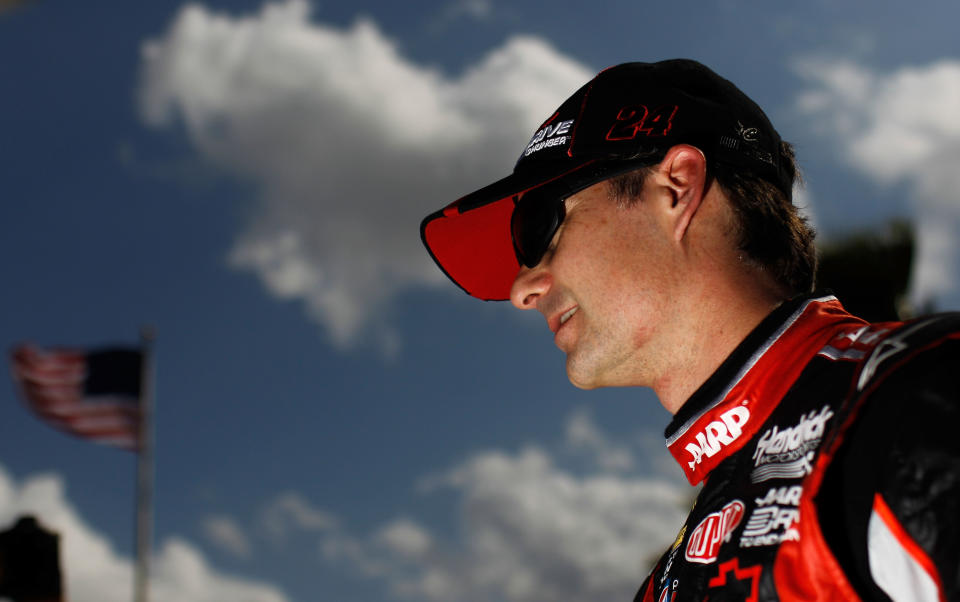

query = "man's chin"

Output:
[[565, 349, 639, 390], [565, 358, 601, 390]]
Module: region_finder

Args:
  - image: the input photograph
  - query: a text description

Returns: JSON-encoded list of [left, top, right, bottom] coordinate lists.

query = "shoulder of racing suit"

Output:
[[811, 311, 960, 601]]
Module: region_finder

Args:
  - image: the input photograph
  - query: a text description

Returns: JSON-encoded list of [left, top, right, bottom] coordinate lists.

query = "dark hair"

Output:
[[607, 142, 817, 297]]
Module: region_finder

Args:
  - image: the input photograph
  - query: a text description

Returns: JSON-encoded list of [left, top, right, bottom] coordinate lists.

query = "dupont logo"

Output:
[[685, 406, 750, 470], [684, 500, 745, 564]]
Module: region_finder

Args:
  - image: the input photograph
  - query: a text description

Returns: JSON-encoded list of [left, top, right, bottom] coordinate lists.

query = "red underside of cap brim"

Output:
[[422, 195, 518, 301]]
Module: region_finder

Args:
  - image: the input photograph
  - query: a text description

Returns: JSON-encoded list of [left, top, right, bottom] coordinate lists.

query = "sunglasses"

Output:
[[509, 158, 666, 269], [510, 187, 566, 269]]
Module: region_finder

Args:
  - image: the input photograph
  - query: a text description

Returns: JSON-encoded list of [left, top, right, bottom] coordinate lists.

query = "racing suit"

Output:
[[634, 294, 960, 601]]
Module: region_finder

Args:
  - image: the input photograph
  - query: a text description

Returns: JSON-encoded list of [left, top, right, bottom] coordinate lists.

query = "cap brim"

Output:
[[420, 157, 658, 301], [420, 169, 546, 301]]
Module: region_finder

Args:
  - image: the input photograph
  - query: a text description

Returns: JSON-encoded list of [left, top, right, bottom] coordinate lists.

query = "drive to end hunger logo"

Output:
[[522, 119, 574, 157], [740, 485, 802, 548]]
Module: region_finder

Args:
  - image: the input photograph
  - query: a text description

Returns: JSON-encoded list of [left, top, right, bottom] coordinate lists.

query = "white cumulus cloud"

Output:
[[138, 0, 592, 352], [0, 464, 289, 602], [317, 412, 687, 602], [151, 538, 288, 602], [796, 58, 960, 309]]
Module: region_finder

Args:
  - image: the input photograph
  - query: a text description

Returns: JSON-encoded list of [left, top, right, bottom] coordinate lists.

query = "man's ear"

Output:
[[657, 144, 709, 242]]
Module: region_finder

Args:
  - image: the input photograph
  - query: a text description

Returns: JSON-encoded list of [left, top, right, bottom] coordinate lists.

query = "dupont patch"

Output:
[[685, 500, 745, 564]]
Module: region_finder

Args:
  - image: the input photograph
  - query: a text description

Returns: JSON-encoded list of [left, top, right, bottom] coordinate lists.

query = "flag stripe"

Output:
[[10, 344, 143, 451], [11, 361, 86, 385]]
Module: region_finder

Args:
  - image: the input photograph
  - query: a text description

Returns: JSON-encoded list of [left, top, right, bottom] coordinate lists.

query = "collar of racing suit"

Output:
[[664, 293, 867, 485]]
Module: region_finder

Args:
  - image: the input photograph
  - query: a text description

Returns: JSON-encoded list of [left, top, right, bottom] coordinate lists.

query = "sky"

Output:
[[1, 0, 959, 600]]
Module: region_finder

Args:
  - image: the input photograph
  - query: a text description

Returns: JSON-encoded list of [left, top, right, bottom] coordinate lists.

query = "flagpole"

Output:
[[134, 327, 156, 602]]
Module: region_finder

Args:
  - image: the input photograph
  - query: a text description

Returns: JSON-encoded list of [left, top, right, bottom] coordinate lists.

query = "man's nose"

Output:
[[510, 265, 552, 310]]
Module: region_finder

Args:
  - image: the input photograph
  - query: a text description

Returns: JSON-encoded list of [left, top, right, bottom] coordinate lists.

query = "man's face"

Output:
[[509, 176, 681, 389]]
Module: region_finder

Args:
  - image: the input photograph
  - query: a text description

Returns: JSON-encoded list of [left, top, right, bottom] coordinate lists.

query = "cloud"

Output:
[[564, 408, 634, 472], [791, 185, 819, 235], [259, 490, 337, 544], [150, 538, 288, 602], [448, 0, 494, 20], [428, 0, 494, 31], [796, 58, 960, 309], [375, 518, 433, 560], [201, 515, 252, 559], [0, 465, 289, 602], [138, 0, 592, 352], [317, 411, 687, 602]]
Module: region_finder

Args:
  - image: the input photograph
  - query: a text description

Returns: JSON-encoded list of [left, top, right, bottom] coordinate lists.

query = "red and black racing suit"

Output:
[[634, 294, 960, 601]]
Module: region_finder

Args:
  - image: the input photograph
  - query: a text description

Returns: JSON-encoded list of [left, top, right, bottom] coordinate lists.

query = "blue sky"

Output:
[[2, 0, 959, 600]]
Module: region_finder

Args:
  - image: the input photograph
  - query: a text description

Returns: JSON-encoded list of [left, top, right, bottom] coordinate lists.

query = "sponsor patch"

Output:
[[739, 485, 802, 548], [659, 525, 686, 589], [750, 405, 833, 483], [819, 324, 891, 362], [685, 406, 750, 470], [707, 558, 762, 600], [522, 119, 574, 157], [857, 318, 941, 391], [685, 500, 745, 564], [658, 581, 678, 602]]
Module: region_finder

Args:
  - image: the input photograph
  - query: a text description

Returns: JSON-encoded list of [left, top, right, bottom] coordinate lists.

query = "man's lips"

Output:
[[549, 306, 579, 333]]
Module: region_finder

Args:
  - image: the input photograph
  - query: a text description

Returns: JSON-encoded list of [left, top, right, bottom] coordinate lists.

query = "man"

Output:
[[420, 60, 959, 600]]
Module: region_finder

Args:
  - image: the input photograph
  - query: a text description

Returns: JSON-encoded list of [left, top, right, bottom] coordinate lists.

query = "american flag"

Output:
[[10, 345, 143, 451]]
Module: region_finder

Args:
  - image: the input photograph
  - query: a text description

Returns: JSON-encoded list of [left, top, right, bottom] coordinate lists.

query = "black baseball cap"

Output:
[[420, 59, 791, 301]]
